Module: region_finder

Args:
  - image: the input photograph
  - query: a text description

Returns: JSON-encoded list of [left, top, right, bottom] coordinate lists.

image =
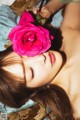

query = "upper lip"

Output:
[[49, 53, 52, 64], [49, 52, 55, 65], [43, 52, 55, 65]]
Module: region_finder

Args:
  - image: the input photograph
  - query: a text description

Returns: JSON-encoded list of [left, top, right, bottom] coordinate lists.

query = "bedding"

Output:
[[0, 0, 16, 6], [0, 100, 57, 120], [0, 5, 19, 51], [59, 0, 80, 2]]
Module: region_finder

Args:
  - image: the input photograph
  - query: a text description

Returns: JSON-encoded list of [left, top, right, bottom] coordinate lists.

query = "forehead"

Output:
[[4, 52, 24, 78], [6, 64, 24, 77]]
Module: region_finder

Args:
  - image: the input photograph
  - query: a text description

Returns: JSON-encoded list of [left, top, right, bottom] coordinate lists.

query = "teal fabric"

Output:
[[0, 5, 20, 51], [51, 9, 63, 28], [0, 0, 16, 6], [0, 100, 36, 114]]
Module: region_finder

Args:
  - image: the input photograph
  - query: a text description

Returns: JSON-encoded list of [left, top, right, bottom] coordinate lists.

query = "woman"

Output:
[[0, 2, 80, 120], [37, 0, 80, 118], [37, 1, 80, 118], [0, 49, 74, 120]]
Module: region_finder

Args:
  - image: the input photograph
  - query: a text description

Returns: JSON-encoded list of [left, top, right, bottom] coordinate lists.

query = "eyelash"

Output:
[[30, 67, 34, 78]]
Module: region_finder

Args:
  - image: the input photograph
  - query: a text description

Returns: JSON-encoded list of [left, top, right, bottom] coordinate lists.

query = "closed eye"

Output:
[[30, 67, 34, 79]]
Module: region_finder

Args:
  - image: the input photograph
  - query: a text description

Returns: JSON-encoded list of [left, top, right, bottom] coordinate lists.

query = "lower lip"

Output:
[[49, 52, 56, 65]]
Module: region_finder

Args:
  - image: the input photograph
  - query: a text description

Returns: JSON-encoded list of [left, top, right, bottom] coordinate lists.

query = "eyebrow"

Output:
[[30, 67, 34, 79]]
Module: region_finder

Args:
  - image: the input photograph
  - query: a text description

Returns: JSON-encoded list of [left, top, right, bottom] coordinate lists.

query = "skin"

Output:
[[52, 2, 80, 117], [3, 2, 80, 118], [33, 0, 66, 18], [3, 50, 63, 87]]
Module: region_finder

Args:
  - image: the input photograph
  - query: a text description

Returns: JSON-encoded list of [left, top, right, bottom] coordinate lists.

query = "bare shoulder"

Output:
[[60, 3, 80, 32], [61, 27, 80, 41]]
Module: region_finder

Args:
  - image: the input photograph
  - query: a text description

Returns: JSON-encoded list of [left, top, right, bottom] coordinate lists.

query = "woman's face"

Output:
[[4, 50, 63, 88]]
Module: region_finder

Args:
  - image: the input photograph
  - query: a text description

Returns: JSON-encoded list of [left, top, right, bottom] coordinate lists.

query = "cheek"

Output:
[[35, 68, 51, 83], [27, 67, 52, 88], [35, 63, 53, 77]]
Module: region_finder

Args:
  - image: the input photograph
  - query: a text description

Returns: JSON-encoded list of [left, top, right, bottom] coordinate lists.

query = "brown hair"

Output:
[[0, 47, 74, 120]]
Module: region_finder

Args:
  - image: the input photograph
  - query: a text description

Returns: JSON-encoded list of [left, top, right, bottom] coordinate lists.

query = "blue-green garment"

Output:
[[0, 5, 19, 51], [0, 100, 36, 114], [0, 0, 15, 6]]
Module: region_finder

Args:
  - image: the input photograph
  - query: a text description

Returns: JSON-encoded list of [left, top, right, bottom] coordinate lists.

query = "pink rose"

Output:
[[8, 11, 54, 56], [18, 10, 35, 25]]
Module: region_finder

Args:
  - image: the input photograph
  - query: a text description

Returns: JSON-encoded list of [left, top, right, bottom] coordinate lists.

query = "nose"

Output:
[[22, 53, 46, 63], [28, 54, 46, 63]]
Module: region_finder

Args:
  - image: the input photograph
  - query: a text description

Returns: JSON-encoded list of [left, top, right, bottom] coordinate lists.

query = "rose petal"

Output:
[[18, 10, 35, 25]]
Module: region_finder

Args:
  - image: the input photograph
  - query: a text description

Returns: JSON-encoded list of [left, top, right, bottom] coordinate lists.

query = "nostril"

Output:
[[43, 54, 46, 62]]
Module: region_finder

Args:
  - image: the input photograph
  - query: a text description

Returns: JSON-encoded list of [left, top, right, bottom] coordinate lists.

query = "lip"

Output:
[[49, 52, 56, 65]]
